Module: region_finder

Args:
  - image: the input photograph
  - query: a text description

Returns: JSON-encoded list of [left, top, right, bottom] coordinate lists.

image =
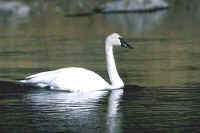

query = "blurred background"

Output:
[[0, 0, 200, 133]]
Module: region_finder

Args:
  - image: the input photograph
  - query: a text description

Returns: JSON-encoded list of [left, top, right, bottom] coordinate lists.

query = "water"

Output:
[[0, 2, 200, 133]]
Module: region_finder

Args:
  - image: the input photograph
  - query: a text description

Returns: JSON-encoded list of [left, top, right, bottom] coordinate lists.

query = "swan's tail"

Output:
[[18, 79, 48, 88], [17, 78, 28, 83]]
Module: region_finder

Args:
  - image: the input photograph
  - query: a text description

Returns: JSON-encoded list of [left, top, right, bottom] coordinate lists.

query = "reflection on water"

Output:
[[24, 90, 108, 133], [107, 89, 123, 133], [0, 81, 124, 133], [105, 10, 168, 33], [1, 82, 200, 133]]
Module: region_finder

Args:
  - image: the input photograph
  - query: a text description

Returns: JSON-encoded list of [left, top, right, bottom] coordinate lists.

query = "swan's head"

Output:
[[106, 33, 132, 48]]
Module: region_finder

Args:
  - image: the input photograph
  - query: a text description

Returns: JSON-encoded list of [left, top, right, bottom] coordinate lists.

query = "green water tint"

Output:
[[0, 4, 200, 133]]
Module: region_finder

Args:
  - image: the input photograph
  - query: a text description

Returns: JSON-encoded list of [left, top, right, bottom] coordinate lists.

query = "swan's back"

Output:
[[22, 67, 111, 92]]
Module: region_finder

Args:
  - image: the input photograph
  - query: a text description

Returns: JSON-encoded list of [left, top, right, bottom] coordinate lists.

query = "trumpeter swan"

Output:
[[20, 33, 132, 92]]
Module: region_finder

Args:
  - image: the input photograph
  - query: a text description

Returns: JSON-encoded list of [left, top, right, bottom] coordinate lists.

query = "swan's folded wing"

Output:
[[26, 70, 55, 79], [20, 70, 59, 86]]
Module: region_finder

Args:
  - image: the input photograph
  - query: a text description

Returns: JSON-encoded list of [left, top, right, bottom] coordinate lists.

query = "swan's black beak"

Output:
[[119, 37, 133, 49]]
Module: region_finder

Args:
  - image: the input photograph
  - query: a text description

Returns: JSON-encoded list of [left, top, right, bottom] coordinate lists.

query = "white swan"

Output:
[[20, 33, 132, 92]]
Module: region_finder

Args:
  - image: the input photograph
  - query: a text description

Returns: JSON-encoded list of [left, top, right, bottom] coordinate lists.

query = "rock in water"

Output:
[[0, 1, 30, 17], [101, 0, 168, 13]]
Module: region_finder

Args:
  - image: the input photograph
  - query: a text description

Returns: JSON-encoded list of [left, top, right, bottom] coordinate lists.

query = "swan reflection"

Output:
[[25, 89, 123, 133], [107, 89, 123, 133]]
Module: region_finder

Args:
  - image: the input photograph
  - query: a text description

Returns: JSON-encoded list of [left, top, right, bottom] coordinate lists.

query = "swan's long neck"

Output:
[[105, 43, 124, 88]]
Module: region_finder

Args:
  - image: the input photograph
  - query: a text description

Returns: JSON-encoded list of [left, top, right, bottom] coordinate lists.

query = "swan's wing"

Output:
[[25, 68, 67, 80], [21, 68, 78, 85], [49, 68, 111, 91], [20, 67, 111, 91], [26, 70, 54, 79], [21, 69, 60, 87]]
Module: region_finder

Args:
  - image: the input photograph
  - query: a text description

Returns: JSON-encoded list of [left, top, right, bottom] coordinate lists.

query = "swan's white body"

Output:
[[22, 67, 111, 92], [20, 33, 131, 92]]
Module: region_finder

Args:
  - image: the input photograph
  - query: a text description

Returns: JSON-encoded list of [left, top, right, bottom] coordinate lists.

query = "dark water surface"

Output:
[[0, 3, 200, 133]]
